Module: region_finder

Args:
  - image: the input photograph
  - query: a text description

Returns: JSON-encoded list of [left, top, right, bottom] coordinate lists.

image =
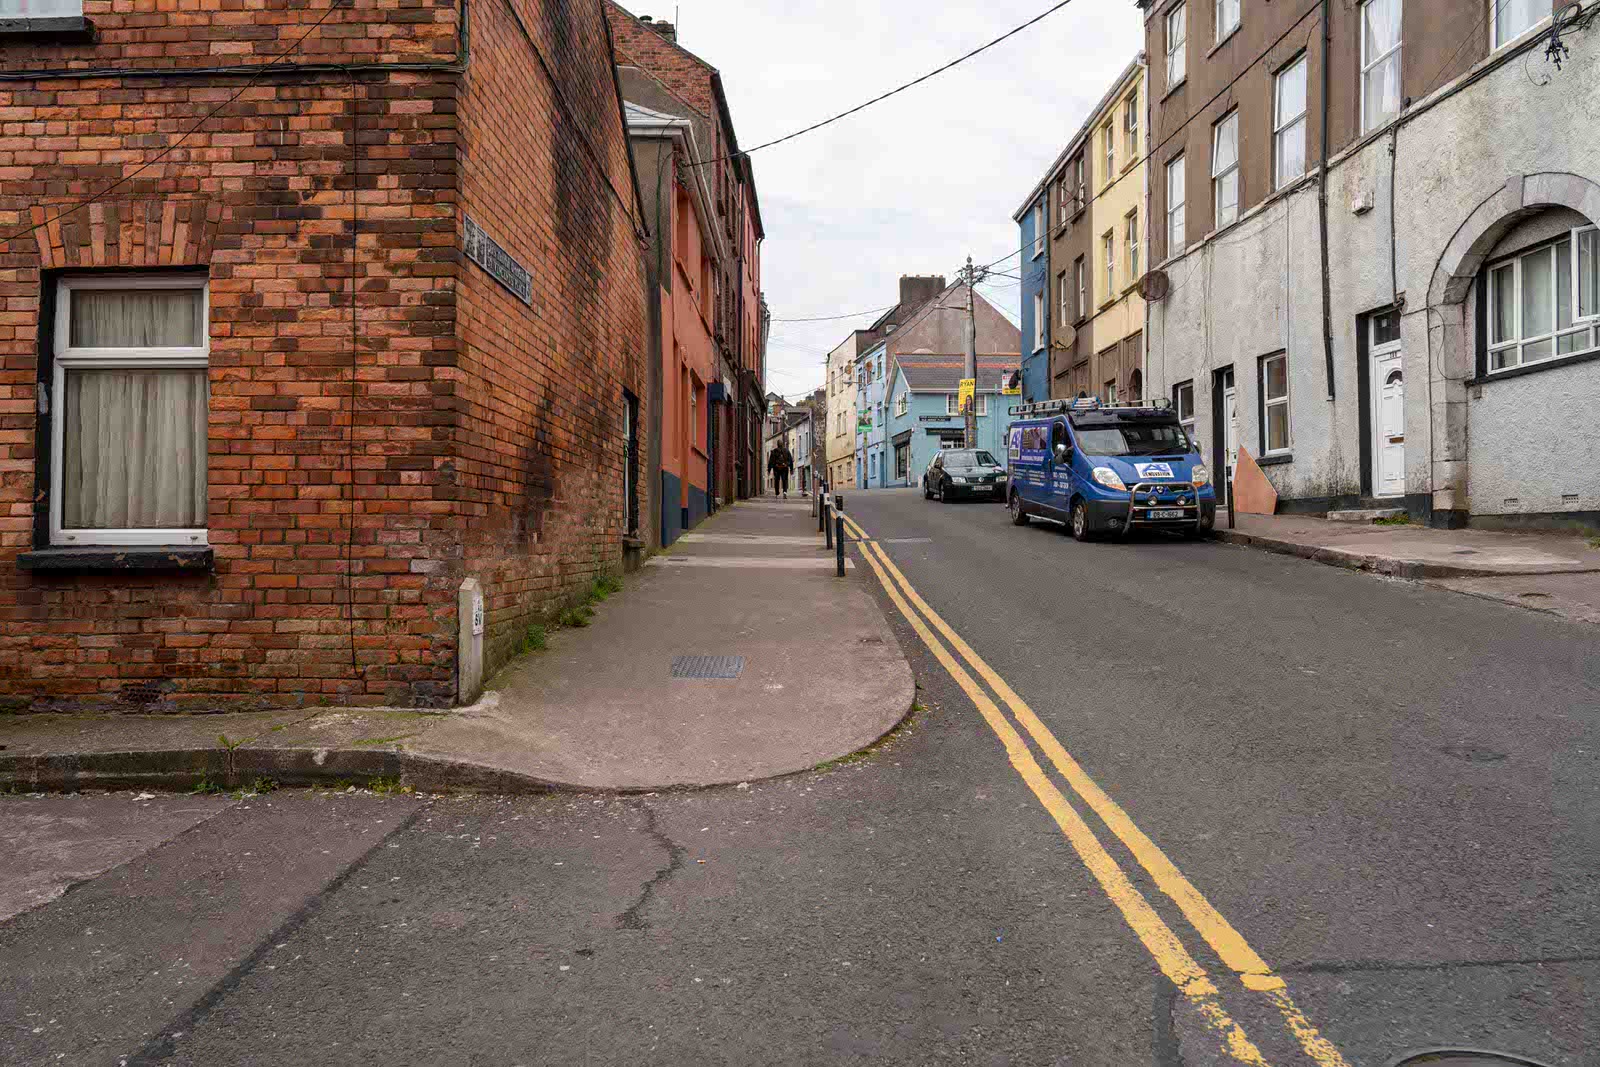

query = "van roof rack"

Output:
[[1007, 397, 1174, 417]]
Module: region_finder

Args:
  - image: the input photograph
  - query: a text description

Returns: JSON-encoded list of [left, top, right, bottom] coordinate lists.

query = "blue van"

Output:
[[1005, 397, 1216, 541]]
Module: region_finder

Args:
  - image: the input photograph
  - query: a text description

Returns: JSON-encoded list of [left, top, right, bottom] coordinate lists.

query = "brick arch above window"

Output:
[[29, 198, 221, 271], [1429, 173, 1600, 307]]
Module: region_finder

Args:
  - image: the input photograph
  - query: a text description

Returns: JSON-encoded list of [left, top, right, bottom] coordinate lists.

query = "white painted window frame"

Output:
[[1032, 202, 1046, 258], [1273, 54, 1308, 189], [1102, 230, 1115, 302], [1126, 210, 1140, 280], [1174, 380, 1196, 439], [1166, 2, 1187, 86], [1211, 113, 1240, 229], [1215, 0, 1240, 42], [1103, 122, 1115, 181], [1487, 226, 1600, 373], [895, 391, 908, 417], [1124, 94, 1139, 162], [1075, 257, 1086, 319], [51, 273, 210, 548], [1057, 269, 1069, 327], [1491, 0, 1549, 50], [1359, 0, 1402, 134], [1032, 290, 1046, 351], [1166, 155, 1187, 255], [1260, 352, 1291, 455]]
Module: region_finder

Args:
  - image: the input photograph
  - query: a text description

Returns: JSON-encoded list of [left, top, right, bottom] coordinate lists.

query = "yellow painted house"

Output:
[[1087, 60, 1148, 404]]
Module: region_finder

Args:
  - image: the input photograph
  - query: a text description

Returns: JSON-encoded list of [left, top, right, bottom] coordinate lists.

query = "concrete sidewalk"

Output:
[[0, 499, 915, 793], [1214, 511, 1600, 579], [1214, 510, 1600, 624]]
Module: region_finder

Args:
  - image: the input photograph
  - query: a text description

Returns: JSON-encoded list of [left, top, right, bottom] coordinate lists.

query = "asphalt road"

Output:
[[4, 488, 1597, 1066]]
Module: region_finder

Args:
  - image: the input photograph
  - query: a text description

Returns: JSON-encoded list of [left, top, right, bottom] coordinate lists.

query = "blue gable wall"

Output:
[[886, 369, 1011, 491], [1018, 195, 1050, 403], [854, 342, 890, 488]]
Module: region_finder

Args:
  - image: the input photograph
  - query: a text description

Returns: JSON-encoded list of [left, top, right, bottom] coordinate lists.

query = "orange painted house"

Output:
[[625, 101, 724, 545]]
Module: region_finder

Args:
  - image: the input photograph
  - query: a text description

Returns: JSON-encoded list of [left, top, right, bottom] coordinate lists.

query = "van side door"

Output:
[[1046, 419, 1073, 514]]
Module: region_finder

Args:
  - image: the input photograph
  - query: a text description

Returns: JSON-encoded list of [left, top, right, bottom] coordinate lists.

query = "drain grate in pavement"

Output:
[[882, 537, 933, 544], [670, 655, 745, 679]]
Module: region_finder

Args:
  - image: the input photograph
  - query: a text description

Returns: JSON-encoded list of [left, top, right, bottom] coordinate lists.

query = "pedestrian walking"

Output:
[[767, 441, 794, 498]]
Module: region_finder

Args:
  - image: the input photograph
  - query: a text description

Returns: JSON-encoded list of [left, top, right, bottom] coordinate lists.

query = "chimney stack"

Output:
[[897, 274, 947, 311], [637, 15, 676, 41]]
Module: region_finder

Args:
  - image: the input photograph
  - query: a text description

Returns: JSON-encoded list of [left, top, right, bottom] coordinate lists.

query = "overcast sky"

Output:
[[630, 0, 1144, 400]]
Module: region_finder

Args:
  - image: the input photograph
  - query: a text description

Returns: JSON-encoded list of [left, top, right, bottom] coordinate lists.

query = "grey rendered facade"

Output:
[[1143, 1, 1599, 527]]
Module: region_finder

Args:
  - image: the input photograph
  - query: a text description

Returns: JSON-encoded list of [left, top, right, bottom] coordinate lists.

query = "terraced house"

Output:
[[1139, 0, 1599, 526], [0, 0, 652, 710]]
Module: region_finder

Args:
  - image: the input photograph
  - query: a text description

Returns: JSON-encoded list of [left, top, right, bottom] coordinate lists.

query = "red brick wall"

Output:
[[0, 0, 648, 709], [452, 0, 649, 675]]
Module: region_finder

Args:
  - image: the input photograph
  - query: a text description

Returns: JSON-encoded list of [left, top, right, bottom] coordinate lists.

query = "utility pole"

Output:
[[960, 255, 986, 448]]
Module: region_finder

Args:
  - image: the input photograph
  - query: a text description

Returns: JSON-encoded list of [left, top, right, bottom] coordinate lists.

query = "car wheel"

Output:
[[937, 480, 946, 503], [1009, 491, 1029, 526], [922, 478, 930, 500], [1071, 499, 1093, 542]]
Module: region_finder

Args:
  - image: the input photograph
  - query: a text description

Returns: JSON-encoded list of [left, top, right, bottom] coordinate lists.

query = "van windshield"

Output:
[[1073, 422, 1190, 457]]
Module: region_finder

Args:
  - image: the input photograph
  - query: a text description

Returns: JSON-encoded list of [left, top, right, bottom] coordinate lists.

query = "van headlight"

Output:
[[1191, 464, 1211, 486], [1091, 467, 1127, 491]]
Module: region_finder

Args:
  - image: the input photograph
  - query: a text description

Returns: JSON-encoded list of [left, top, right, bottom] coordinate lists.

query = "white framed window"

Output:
[[1075, 257, 1086, 319], [1493, 0, 1547, 48], [1211, 112, 1239, 228], [50, 274, 209, 547], [1057, 176, 1069, 225], [1057, 270, 1069, 326], [1103, 123, 1115, 181], [1274, 54, 1308, 189], [1360, 0, 1402, 133], [1104, 379, 1119, 404], [1260, 352, 1290, 454], [1126, 211, 1140, 280], [1073, 155, 1085, 203], [1487, 228, 1600, 372], [895, 391, 908, 417], [1032, 201, 1046, 258], [1174, 380, 1196, 440], [1102, 231, 1115, 301], [1216, 0, 1240, 41], [1166, 155, 1187, 255], [949, 392, 989, 416], [1124, 94, 1139, 161], [1166, 3, 1187, 86], [1032, 291, 1046, 350]]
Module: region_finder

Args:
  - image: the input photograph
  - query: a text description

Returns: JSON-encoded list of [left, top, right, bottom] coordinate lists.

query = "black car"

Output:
[[922, 449, 1008, 503]]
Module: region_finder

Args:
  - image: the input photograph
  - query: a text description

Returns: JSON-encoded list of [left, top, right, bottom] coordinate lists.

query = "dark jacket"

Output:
[[767, 446, 793, 474]]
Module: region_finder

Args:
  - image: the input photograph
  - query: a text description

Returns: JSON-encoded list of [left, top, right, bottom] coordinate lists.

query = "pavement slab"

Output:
[[1215, 512, 1600, 578]]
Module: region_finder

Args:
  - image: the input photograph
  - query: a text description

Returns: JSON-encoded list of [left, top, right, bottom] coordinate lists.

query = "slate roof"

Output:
[[896, 356, 1021, 393]]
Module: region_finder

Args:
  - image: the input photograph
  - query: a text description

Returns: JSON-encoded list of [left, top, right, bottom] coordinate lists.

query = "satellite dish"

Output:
[[1137, 269, 1171, 301], [1052, 323, 1077, 349]]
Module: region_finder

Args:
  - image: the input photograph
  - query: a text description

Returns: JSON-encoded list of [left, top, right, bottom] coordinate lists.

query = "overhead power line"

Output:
[[771, 303, 898, 323], [691, 0, 1079, 167]]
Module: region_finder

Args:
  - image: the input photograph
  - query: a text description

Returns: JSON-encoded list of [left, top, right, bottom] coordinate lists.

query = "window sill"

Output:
[[1206, 25, 1240, 59], [1161, 76, 1187, 103], [1257, 453, 1292, 467], [1468, 345, 1600, 386], [0, 15, 93, 38], [18, 545, 214, 572]]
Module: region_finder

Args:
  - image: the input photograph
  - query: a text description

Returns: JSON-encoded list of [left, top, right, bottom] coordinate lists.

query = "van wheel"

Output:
[[1009, 491, 1029, 526], [1071, 499, 1094, 542]]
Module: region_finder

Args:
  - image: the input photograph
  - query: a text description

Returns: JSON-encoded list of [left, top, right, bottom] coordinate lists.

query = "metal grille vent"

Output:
[[670, 655, 745, 679]]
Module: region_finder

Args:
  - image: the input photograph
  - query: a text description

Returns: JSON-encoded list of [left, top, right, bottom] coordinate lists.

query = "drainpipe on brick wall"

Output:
[[1316, 0, 1336, 401]]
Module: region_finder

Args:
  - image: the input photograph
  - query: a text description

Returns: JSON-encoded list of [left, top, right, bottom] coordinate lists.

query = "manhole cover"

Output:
[[1439, 744, 1507, 763], [670, 655, 745, 679]]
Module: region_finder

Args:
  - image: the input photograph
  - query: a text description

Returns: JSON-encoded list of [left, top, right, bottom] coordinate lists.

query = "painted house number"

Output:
[[471, 592, 484, 636]]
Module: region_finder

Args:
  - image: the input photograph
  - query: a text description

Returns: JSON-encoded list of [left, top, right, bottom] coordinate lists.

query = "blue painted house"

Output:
[[854, 340, 891, 488], [885, 357, 1016, 487], [1013, 192, 1051, 403]]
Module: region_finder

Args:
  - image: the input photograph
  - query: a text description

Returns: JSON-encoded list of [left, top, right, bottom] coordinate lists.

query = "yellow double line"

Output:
[[842, 515, 1347, 1067]]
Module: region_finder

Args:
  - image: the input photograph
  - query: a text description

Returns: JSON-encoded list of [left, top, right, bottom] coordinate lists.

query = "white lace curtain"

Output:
[[61, 287, 207, 531]]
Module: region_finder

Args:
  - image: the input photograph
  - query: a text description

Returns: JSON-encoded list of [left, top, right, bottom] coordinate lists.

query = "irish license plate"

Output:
[[1149, 508, 1186, 519]]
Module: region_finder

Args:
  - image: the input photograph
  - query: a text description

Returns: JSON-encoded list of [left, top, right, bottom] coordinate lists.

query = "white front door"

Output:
[[1374, 351, 1405, 497], [1223, 385, 1238, 479], [1370, 310, 1405, 498]]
